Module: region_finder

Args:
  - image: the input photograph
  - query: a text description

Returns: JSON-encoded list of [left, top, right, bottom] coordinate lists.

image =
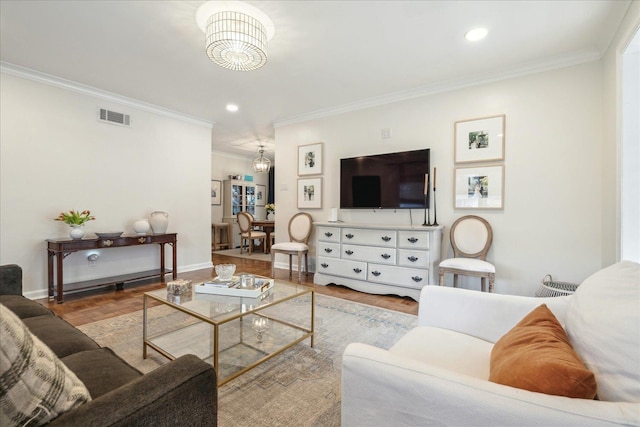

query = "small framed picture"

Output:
[[255, 184, 266, 206], [211, 180, 221, 205], [297, 177, 322, 209], [298, 142, 323, 176], [454, 115, 505, 163], [454, 164, 504, 210]]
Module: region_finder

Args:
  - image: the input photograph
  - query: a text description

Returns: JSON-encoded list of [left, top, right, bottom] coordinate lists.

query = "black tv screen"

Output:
[[340, 149, 430, 209]]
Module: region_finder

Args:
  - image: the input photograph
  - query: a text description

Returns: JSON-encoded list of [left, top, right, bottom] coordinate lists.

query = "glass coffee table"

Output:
[[143, 279, 314, 385]]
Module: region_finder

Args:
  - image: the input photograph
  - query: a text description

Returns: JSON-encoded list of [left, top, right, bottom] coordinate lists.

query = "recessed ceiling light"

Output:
[[226, 104, 239, 112], [465, 28, 488, 42]]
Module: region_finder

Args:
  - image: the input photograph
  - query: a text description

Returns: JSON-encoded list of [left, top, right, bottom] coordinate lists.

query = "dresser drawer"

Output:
[[318, 242, 340, 258], [397, 230, 430, 250], [367, 264, 429, 289], [317, 256, 367, 280], [317, 226, 341, 242], [397, 249, 429, 268], [342, 244, 396, 265], [342, 228, 396, 247]]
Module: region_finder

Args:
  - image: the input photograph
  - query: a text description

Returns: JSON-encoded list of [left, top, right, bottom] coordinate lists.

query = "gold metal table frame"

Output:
[[143, 279, 314, 386]]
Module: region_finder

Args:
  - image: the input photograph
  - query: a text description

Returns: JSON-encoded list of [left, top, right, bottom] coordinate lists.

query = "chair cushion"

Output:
[[0, 303, 91, 426], [489, 304, 596, 399], [241, 231, 266, 238], [0, 295, 54, 319], [390, 326, 493, 380], [22, 315, 100, 358], [271, 242, 309, 251], [439, 258, 495, 273], [565, 261, 640, 402], [61, 348, 142, 399]]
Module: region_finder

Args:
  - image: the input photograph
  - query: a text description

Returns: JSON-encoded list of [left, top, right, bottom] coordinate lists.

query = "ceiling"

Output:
[[0, 1, 631, 159]]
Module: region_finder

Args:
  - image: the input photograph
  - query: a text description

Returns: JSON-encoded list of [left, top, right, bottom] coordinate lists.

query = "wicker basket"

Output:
[[535, 274, 579, 297]]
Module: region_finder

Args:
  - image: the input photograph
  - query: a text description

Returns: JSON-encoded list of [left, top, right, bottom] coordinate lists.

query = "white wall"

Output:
[[275, 62, 605, 296], [0, 73, 212, 298], [601, 1, 640, 264]]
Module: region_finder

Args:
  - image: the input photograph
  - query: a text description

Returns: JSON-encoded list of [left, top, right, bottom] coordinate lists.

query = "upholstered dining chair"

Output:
[[237, 212, 267, 255], [438, 215, 495, 292], [271, 213, 313, 280]]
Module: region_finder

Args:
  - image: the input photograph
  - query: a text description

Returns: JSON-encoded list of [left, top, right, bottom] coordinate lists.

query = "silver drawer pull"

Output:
[[345, 233, 354, 239], [381, 236, 391, 242], [411, 276, 423, 282], [353, 268, 362, 274], [371, 271, 381, 277], [407, 256, 418, 262], [324, 232, 333, 237], [381, 254, 391, 259], [321, 263, 329, 268], [324, 248, 333, 253], [408, 237, 419, 243], [345, 250, 354, 255]]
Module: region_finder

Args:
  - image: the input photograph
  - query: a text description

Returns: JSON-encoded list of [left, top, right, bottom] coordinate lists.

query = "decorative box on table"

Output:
[[167, 279, 192, 295]]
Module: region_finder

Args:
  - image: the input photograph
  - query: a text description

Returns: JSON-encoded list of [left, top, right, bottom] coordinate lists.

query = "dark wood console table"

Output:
[[47, 233, 177, 303]]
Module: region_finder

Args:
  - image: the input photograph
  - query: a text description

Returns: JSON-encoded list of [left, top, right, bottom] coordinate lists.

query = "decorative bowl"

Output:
[[215, 264, 236, 281], [95, 232, 123, 238]]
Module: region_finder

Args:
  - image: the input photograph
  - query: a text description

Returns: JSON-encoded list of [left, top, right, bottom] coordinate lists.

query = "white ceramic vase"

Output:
[[149, 211, 169, 234], [133, 219, 150, 235], [69, 225, 85, 240]]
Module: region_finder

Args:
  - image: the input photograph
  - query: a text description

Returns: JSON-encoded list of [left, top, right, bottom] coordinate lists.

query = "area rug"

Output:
[[78, 294, 417, 427], [214, 248, 271, 262]]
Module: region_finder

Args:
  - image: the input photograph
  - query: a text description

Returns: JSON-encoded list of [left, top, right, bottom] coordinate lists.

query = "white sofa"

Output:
[[342, 261, 640, 426]]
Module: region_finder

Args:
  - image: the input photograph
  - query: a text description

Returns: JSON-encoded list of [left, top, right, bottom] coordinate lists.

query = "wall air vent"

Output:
[[98, 108, 131, 127]]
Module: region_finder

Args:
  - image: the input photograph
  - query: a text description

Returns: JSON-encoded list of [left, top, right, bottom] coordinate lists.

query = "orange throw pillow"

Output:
[[489, 304, 597, 399]]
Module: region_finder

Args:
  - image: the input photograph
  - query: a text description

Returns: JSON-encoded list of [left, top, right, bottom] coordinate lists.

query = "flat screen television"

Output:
[[340, 148, 430, 209]]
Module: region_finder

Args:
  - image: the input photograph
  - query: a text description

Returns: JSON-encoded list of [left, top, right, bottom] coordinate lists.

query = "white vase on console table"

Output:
[[149, 211, 169, 234], [133, 219, 150, 235]]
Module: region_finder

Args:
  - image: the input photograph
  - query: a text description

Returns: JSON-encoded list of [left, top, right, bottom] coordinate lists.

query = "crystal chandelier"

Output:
[[253, 146, 271, 173]]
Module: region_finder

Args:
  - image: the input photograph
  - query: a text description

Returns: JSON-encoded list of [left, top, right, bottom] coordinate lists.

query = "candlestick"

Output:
[[422, 193, 428, 226], [433, 175, 438, 226]]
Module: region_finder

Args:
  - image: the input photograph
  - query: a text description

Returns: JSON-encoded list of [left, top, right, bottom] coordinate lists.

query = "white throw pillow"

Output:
[[564, 261, 640, 402], [0, 303, 91, 425]]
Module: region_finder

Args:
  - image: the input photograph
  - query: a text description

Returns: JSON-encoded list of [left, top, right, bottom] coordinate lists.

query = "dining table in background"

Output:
[[252, 219, 275, 252]]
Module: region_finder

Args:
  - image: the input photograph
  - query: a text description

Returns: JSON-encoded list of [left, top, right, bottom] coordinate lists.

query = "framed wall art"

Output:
[[454, 115, 505, 163], [255, 184, 266, 207], [454, 164, 504, 210], [298, 142, 323, 176], [211, 180, 221, 206], [297, 177, 322, 209]]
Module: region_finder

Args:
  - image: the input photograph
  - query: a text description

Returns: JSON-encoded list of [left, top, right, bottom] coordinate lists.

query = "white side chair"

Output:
[[438, 215, 495, 292], [270, 213, 313, 280], [237, 212, 267, 255]]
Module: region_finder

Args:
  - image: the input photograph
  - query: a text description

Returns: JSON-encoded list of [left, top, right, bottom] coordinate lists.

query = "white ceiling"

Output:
[[0, 1, 631, 158]]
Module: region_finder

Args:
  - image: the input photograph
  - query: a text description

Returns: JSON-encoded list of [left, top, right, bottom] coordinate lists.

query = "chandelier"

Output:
[[197, 1, 275, 72], [253, 146, 271, 173]]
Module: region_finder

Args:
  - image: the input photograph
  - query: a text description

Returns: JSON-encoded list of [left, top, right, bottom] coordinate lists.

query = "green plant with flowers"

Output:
[[54, 210, 96, 226], [265, 203, 275, 213]]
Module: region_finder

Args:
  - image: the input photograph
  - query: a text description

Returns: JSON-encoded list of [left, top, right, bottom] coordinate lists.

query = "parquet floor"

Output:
[[38, 254, 418, 327]]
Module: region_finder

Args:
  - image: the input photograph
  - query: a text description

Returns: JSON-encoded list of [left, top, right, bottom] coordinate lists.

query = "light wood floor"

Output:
[[38, 253, 418, 327]]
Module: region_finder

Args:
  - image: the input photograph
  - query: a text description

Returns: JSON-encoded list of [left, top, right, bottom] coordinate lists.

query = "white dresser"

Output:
[[313, 222, 443, 300]]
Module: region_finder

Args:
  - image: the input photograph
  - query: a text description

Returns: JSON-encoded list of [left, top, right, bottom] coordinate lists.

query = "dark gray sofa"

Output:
[[0, 264, 217, 426]]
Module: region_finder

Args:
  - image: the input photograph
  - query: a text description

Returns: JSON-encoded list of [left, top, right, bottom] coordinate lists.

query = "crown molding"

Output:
[[274, 50, 602, 128], [0, 62, 214, 129]]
